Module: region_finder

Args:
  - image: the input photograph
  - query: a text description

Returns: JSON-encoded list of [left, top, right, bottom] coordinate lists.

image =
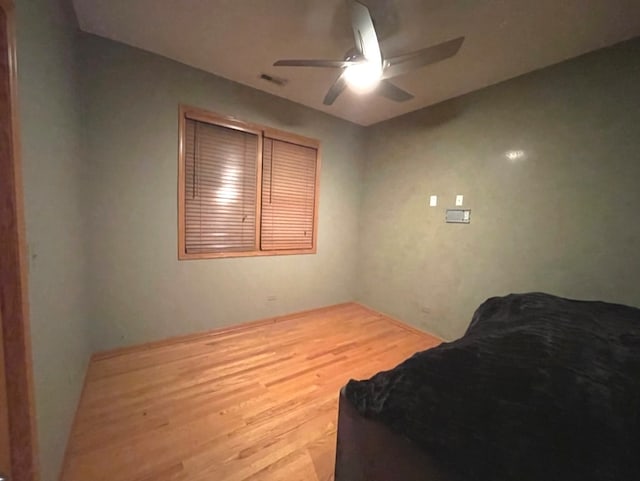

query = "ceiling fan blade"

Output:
[[375, 80, 414, 102], [323, 72, 348, 105], [382, 36, 465, 79], [274, 59, 357, 68], [349, 0, 382, 67]]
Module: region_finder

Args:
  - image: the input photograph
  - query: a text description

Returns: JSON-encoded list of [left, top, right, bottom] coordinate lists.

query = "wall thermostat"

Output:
[[446, 209, 471, 224]]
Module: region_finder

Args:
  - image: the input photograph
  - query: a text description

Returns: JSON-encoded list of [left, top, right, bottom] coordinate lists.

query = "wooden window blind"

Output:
[[261, 138, 317, 250], [179, 107, 320, 259], [184, 118, 259, 253]]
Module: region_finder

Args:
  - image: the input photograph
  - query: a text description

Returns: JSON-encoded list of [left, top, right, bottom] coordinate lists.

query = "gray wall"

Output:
[[80, 34, 366, 351], [358, 37, 640, 340], [16, 0, 91, 479]]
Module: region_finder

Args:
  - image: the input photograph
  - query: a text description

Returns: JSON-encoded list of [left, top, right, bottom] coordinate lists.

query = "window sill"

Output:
[[178, 248, 317, 260]]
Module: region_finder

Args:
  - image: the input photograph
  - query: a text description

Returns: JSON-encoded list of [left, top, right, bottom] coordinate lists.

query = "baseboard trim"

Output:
[[354, 302, 444, 343], [58, 355, 93, 481], [92, 302, 358, 361]]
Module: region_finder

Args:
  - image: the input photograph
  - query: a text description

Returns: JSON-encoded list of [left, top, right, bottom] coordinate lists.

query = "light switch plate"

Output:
[[455, 195, 464, 206], [429, 195, 437, 207]]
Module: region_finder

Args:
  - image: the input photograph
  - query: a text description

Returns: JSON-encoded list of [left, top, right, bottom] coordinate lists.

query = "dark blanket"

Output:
[[345, 293, 640, 481]]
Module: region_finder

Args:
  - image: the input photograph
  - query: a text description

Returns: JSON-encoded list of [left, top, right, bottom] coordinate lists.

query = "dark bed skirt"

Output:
[[334, 386, 454, 481]]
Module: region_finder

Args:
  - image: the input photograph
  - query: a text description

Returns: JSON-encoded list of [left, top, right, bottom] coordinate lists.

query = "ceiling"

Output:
[[72, 0, 640, 126]]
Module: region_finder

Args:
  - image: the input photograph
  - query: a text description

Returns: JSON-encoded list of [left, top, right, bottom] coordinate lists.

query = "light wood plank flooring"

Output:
[[61, 303, 441, 481]]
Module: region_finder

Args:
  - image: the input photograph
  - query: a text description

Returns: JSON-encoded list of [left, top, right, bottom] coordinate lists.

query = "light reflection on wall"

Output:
[[505, 150, 525, 161]]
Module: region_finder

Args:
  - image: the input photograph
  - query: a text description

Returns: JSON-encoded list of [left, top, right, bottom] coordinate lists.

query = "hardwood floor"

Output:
[[61, 303, 441, 481]]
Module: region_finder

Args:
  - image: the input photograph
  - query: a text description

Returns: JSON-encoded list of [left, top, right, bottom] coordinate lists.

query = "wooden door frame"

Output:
[[0, 0, 40, 480]]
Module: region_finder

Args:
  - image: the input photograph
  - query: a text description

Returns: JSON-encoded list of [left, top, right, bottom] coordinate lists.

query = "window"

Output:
[[178, 106, 320, 259]]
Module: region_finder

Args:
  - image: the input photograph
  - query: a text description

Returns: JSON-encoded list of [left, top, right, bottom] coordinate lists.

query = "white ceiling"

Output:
[[72, 0, 640, 126]]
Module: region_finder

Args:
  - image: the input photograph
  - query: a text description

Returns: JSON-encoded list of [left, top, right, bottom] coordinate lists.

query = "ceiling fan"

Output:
[[273, 0, 465, 106]]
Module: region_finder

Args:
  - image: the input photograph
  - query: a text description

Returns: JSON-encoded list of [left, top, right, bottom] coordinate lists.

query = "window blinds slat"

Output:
[[261, 138, 317, 251], [185, 119, 258, 253]]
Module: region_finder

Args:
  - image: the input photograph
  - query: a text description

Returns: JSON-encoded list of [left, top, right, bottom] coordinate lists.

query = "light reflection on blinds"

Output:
[[184, 119, 258, 253]]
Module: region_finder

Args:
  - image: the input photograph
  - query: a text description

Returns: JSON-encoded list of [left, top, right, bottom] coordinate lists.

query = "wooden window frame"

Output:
[[178, 105, 321, 260]]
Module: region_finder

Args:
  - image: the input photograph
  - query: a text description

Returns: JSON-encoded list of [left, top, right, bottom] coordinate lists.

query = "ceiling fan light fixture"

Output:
[[272, 1, 463, 105], [344, 61, 382, 94]]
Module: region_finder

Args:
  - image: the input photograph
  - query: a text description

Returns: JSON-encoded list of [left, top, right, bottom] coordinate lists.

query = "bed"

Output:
[[334, 292, 640, 481]]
